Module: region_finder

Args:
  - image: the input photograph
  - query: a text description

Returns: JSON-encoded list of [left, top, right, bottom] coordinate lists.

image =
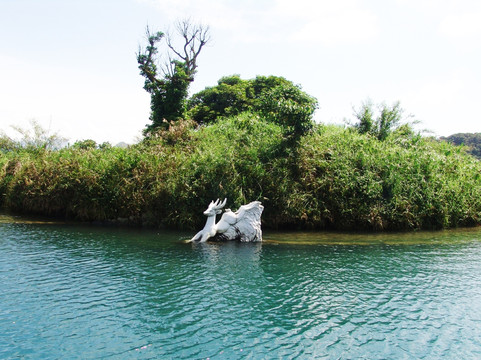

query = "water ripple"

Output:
[[1, 222, 481, 359]]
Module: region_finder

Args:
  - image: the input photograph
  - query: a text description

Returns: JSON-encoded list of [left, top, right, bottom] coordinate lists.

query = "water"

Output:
[[1, 214, 481, 359]]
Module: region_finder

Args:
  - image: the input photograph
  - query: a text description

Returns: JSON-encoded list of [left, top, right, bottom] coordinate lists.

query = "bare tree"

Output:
[[137, 20, 211, 132], [164, 20, 210, 80]]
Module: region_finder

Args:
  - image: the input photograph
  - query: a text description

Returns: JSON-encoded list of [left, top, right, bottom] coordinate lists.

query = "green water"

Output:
[[1, 214, 481, 359]]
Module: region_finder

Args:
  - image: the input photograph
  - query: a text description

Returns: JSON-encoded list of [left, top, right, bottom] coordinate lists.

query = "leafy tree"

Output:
[[137, 20, 210, 134], [188, 75, 318, 140], [258, 81, 318, 141], [187, 75, 251, 123], [99, 142, 112, 150], [72, 139, 97, 150], [71, 140, 112, 151]]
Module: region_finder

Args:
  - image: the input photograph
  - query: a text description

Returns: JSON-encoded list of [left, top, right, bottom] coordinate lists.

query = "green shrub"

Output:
[[188, 75, 318, 135], [296, 125, 481, 230], [1, 115, 480, 231]]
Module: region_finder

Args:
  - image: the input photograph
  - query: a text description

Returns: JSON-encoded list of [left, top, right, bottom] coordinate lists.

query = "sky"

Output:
[[1, 0, 481, 145]]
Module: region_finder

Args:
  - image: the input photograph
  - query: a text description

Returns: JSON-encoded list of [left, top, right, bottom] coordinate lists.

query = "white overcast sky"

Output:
[[1, 0, 480, 144]]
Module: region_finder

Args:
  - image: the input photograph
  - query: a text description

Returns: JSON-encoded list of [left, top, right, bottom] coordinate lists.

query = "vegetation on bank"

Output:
[[2, 20, 480, 232], [1, 113, 481, 231]]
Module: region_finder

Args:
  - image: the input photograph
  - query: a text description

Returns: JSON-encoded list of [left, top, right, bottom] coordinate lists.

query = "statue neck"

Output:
[[203, 214, 217, 231]]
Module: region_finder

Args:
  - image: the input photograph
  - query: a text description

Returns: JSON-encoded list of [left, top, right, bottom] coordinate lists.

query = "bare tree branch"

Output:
[[137, 20, 211, 130], [165, 19, 210, 80]]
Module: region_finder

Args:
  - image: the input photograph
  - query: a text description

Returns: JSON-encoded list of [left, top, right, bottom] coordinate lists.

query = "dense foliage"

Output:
[[2, 114, 481, 231], [188, 75, 318, 139], [441, 133, 481, 159], [6, 20, 478, 233]]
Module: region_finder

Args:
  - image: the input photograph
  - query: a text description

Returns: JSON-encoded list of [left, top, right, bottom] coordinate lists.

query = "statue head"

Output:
[[203, 198, 227, 216]]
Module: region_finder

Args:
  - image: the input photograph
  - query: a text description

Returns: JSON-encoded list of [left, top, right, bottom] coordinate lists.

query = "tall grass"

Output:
[[1, 114, 480, 231], [296, 125, 481, 230]]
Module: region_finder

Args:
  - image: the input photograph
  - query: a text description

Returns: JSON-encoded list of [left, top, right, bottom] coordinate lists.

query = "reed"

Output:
[[1, 114, 480, 231]]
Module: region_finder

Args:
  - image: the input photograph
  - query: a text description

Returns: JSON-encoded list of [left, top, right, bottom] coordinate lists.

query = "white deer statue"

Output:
[[190, 198, 264, 242]]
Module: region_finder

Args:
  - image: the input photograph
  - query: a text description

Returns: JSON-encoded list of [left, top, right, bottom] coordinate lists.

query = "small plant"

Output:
[[351, 100, 413, 141], [0, 134, 17, 152]]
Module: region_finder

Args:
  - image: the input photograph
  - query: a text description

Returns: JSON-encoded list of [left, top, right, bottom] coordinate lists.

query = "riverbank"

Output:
[[1, 114, 481, 231]]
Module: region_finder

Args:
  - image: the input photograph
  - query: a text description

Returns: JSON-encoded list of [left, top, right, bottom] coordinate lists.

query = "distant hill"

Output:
[[441, 133, 481, 159], [115, 142, 129, 149]]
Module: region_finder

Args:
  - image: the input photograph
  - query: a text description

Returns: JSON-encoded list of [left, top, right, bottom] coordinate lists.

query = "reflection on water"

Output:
[[264, 227, 481, 246], [1, 213, 481, 359]]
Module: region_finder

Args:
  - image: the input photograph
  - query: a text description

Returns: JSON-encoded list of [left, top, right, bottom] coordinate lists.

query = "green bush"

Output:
[[188, 75, 318, 133], [1, 114, 481, 231], [296, 125, 481, 230], [352, 100, 405, 141]]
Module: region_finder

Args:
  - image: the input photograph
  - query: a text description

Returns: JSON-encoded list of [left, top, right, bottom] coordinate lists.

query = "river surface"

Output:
[[1, 214, 481, 359]]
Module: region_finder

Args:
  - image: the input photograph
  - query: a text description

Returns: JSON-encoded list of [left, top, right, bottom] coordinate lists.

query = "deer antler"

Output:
[[212, 198, 227, 210]]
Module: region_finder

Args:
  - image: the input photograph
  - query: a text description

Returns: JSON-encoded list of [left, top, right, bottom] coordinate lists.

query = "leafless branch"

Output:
[[165, 19, 210, 79]]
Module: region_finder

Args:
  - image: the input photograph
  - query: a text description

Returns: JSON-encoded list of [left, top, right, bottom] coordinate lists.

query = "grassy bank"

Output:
[[1, 113, 481, 231]]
